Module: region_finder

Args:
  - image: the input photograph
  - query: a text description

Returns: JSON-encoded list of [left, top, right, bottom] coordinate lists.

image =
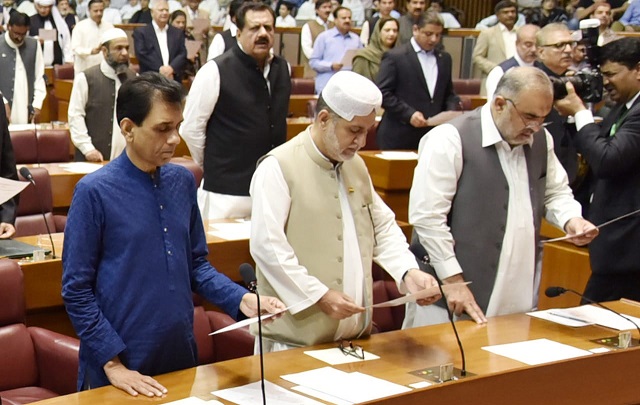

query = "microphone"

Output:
[[409, 243, 467, 379], [19, 167, 56, 259], [238, 263, 266, 405], [545, 286, 640, 339]]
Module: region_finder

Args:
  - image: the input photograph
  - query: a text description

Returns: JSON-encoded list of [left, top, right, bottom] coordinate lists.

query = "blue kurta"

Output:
[[62, 152, 248, 389]]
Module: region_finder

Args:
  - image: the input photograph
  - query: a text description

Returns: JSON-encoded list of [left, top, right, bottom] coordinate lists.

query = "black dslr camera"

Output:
[[551, 19, 603, 103]]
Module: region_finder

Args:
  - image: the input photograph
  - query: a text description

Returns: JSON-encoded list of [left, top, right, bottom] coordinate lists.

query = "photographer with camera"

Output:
[[534, 23, 585, 201], [555, 37, 640, 303]]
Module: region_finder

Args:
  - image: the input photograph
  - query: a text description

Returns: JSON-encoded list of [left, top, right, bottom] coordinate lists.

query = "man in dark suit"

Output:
[[555, 37, 640, 302], [133, 0, 186, 82], [375, 11, 460, 150]]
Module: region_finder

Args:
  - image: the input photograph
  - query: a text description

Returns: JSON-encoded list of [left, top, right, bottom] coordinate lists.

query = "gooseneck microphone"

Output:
[[410, 244, 467, 378], [239, 263, 266, 405], [545, 286, 640, 337], [19, 167, 56, 259]]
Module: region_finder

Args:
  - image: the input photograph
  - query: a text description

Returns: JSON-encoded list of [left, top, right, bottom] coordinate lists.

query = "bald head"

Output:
[[516, 24, 539, 64]]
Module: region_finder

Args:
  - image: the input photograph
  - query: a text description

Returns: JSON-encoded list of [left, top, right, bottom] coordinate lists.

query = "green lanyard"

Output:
[[609, 106, 629, 137]]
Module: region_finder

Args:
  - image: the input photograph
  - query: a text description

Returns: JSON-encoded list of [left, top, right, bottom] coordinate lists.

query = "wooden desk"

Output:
[[18, 162, 107, 211], [53, 79, 73, 122], [289, 94, 317, 118], [31, 301, 640, 405], [358, 151, 417, 222], [286, 117, 311, 140]]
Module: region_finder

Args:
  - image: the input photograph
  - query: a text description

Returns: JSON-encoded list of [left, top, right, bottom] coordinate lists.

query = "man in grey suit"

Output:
[[404, 67, 597, 328], [376, 11, 459, 150]]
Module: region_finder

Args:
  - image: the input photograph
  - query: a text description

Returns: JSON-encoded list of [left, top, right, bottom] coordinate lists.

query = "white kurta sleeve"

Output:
[[31, 44, 46, 109], [180, 61, 220, 167], [408, 124, 465, 280], [67, 72, 95, 155]]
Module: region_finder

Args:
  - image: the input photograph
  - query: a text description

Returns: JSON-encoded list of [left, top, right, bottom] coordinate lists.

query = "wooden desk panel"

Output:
[[286, 117, 311, 140], [358, 151, 417, 190], [538, 242, 591, 310], [30, 302, 640, 405], [289, 94, 317, 118], [53, 79, 73, 122]]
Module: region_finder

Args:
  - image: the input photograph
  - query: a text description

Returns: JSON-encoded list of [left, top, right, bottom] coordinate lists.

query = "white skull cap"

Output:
[[100, 28, 128, 45], [321, 71, 382, 121]]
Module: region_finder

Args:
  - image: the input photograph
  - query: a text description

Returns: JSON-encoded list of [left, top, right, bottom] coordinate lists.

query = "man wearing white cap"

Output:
[[71, 0, 114, 74], [68, 28, 136, 162], [249, 71, 440, 352], [30, 0, 73, 66]]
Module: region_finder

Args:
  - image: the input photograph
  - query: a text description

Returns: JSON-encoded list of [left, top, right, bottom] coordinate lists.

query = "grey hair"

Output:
[[494, 66, 552, 101]]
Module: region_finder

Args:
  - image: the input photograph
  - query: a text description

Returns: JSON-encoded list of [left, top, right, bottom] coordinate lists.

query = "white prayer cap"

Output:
[[34, 0, 55, 6], [100, 28, 128, 45], [321, 71, 382, 121]]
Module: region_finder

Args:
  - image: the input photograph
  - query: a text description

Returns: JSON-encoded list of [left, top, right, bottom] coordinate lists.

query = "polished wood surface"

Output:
[[289, 94, 317, 118], [31, 301, 640, 405], [538, 242, 592, 310], [286, 117, 311, 140], [53, 79, 73, 122]]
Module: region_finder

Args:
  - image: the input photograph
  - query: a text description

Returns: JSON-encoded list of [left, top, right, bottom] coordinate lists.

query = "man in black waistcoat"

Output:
[[181, 1, 291, 220], [30, 0, 73, 66], [555, 37, 640, 303]]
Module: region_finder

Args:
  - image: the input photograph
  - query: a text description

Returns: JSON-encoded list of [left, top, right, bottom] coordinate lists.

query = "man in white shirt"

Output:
[[30, 0, 73, 66], [0, 12, 46, 124], [68, 28, 136, 162], [250, 71, 440, 351], [299, 0, 332, 76], [206, 0, 241, 60], [486, 24, 539, 100], [71, 0, 114, 73], [120, 0, 140, 21], [404, 67, 598, 328], [472, 0, 519, 95], [102, 0, 122, 23]]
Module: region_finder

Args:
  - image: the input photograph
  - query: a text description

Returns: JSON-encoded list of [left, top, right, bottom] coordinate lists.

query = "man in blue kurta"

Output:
[[62, 72, 285, 398]]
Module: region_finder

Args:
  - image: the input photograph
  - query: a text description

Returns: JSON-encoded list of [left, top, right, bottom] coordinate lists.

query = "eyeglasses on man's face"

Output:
[[504, 98, 550, 131], [540, 40, 576, 50]]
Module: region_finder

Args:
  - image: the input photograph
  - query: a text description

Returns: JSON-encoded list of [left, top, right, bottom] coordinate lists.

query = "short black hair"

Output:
[[495, 0, 516, 14], [279, 1, 293, 11], [315, 0, 331, 10], [169, 9, 186, 24], [117, 72, 184, 126], [236, 1, 275, 30], [228, 0, 247, 20], [88, 0, 104, 8], [415, 10, 443, 29], [8, 12, 30, 27], [601, 37, 640, 70]]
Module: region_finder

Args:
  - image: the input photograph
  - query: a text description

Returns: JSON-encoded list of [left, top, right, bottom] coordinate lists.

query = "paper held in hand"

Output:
[[371, 281, 470, 308], [38, 28, 57, 41], [339, 49, 358, 69], [427, 110, 463, 126]]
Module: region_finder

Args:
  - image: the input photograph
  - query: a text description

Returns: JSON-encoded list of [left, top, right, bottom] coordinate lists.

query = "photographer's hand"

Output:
[[554, 82, 587, 117]]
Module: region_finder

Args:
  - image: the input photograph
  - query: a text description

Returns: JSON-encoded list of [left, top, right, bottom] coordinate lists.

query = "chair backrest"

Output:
[[372, 279, 406, 333], [453, 79, 481, 95], [291, 78, 315, 95], [53, 63, 74, 81], [192, 306, 254, 365], [37, 130, 71, 163], [10, 130, 38, 165], [15, 167, 57, 238], [170, 157, 203, 188], [0, 259, 38, 392]]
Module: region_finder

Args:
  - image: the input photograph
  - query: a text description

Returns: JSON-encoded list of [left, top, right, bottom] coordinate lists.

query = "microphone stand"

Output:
[[20, 169, 56, 259], [248, 282, 266, 405]]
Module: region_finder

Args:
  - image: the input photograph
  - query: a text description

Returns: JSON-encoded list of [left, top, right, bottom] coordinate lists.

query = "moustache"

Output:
[[255, 38, 269, 45]]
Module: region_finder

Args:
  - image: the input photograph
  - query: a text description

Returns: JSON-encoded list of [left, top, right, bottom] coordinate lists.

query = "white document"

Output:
[[213, 380, 325, 405], [374, 151, 419, 160], [208, 220, 251, 240], [192, 17, 210, 34], [163, 398, 223, 405], [303, 348, 380, 365], [185, 39, 203, 60], [482, 338, 592, 366], [38, 28, 57, 41], [0, 177, 29, 206], [290, 385, 353, 405], [339, 49, 358, 68], [370, 282, 468, 308], [542, 207, 640, 243], [58, 162, 104, 174], [280, 366, 411, 404], [527, 309, 594, 327], [427, 110, 463, 126], [552, 305, 640, 331], [208, 300, 309, 336]]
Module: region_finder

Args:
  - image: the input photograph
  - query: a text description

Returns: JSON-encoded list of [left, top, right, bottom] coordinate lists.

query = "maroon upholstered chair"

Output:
[[0, 259, 79, 405], [192, 305, 254, 365], [9, 131, 38, 165], [170, 157, 203, 188], [53, 63, 74, 81], [372, 279, 406, 333], [36, 130, 71, 163], [291, 78, 315, 95], [15, 168, 66, 237]]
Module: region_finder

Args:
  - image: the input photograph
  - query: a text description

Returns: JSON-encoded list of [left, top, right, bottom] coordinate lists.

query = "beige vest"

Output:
[[256, 130, 376, 347]]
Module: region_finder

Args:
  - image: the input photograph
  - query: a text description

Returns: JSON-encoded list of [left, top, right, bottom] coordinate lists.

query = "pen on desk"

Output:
[[548, 312, 590, 324]]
